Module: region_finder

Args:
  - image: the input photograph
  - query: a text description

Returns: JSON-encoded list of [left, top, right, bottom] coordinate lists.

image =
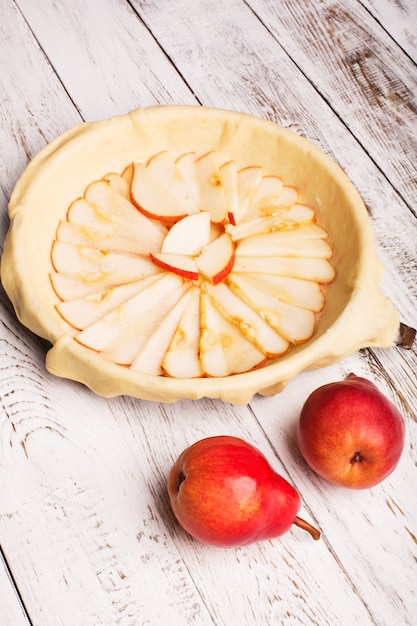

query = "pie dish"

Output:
[[1, 106, 399, 403]]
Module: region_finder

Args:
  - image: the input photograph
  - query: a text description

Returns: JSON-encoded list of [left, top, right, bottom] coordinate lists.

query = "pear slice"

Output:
[[146, 150, 199, 216], [252, 175, 284, 210], [131, 162, 191, 223], [99, 281, 190, 365], [55, 220, 152, 256], [233, 255, 335, 283], [130, 288, 193, 375], [122, 163, 133, 187], [227, 274, 317, 343], [67, 197, 165, 252], [203, 282, 289, 357], [51, 241, 160, 278], [229, 273, 326, 312], [225, 192, 306, 241], [200, 290, 266, 377], [69, 187, 167, 248], [55, 275, 162, 330], [50, 259, 164, 300], [161, 212, 211, 255], [162, 287, 203, 379], [239, 175, 284, 223], [175, 152, 200, 206], [101, 172, 130, 198], [75, 273, 186, 363], [196, 232, 236, 285], [236, 231, 333, 259], [235, 222, 329, 253], [195, 152, 227, 223], [220, 160, 240, 225], [237, 166, 263, 220], [150, 252, 199, 280], [84, 179, 167, 236]]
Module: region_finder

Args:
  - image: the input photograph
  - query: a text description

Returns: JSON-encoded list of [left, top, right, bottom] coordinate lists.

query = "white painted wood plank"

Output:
[[0, 1, 82, 199], [244, 0, 417, 212], [0, 309, 386, 626], [14, 0, 197, 121], [0, 317, 216, 625], [128, 0, 417, 266], [0, 551, 30, 626], [131, 393, 417, 626], [360, 0, 417, 62], [249, 353, 417, 626]]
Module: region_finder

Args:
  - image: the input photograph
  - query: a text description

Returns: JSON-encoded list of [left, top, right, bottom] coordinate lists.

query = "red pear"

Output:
[[297, 374, 405, 489], [167, 435, 320, 547]]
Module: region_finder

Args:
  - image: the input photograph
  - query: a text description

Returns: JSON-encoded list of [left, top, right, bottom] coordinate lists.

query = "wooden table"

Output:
[[1, 1, 416, 624]]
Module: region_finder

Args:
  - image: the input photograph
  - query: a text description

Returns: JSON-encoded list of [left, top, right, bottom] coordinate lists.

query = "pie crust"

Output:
[[1, 106, 399, 403]]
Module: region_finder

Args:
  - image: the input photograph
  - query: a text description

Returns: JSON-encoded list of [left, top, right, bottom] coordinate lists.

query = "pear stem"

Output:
[[293, 516, 321, 540]]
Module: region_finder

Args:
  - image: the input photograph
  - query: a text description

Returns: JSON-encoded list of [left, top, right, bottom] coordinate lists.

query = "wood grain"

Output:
[[245, 0, 417, 213], [0, 550, 30, 626], [1, 0, 416, 625], [360, 0, 417, 62], [12, 0, 197, 121]]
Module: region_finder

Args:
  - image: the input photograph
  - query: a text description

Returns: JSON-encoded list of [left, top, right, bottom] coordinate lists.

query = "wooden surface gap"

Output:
[[0, 546, 32, 626]]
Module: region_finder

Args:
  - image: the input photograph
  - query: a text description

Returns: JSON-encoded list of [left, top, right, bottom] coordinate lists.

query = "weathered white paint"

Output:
[[1, 0, 416, 625], [360, 0, 417, 63], [0, 551, 29, 626]]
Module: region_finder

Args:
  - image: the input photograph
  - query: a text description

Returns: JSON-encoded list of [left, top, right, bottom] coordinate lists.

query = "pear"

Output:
[[297, 374, 405, 488], [168, 436, 320, 547]]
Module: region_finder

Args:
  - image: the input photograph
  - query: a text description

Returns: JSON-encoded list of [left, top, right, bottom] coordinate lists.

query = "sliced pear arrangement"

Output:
[[50, 149, 335, 378]]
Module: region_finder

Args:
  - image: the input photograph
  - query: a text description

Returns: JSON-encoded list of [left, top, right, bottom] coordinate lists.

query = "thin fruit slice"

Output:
[[75, 274, 186, 363], [196, 232, 236, 285], [230, 273, 326, 312], [203, 282, 289, 357], [68, 191, 166, 250], [237, 166, 263, 219], [235, 222, 329, 255], [233, 255, 335, 282], [162, 286, 203, 379], [131, 161, 191, 223], [55, 275, 162, 330], [195, 152, 227, 223], [209, 222, 225, 242], [50, 268, 162, 301], [130, 288, 193, 375], [200, 290, 266, 377], [239, 175, 283, 223], [84, 179, 168, 237], [227, 274, 317, 343], [51, 241, 160, 278], [150, 252, 199, 280], [236, 232, 333, 259], [226, 201, 315, 241], [122, 163, 133, 187], [102, 172, 130, 198], [67, 197, 165, 252], [175, 152, 200, 206], [55, 220, 152, 256], [99, 281, 190, 365], [220, 160, 239, 225], [146, 150, 199, 216], [161, 212, 211, 255]]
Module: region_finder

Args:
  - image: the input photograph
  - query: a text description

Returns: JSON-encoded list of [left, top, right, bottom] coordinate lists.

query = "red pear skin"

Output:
[[167, 436, 320, 547], [297, 374, 405, 489]]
